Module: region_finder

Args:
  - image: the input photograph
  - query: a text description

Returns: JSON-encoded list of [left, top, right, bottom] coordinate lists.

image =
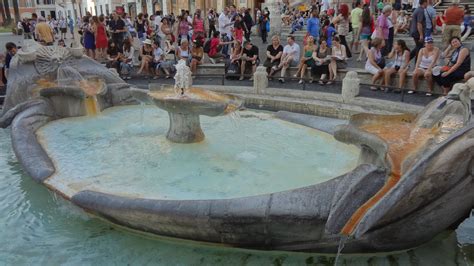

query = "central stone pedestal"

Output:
[[167, 112, 205, 143]]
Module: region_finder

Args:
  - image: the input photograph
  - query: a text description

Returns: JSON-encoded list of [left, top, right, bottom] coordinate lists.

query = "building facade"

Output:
[[0, 0, 36, 24]]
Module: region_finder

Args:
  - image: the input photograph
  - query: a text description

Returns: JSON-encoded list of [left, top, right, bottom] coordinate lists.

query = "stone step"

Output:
[[193, 64, 449, 95]]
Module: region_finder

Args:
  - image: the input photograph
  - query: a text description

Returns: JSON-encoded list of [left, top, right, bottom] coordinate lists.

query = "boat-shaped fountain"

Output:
[[1, 44, 473, 253]]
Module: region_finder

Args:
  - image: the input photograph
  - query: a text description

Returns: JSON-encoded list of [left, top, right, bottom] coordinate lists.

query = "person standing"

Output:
[[219, 7, 234, 55], [94, 15, 108, 61], [243, 9, 253, 42], [307, 9, 321, 42], [192, 9, 205, 41], [424, 0, 437, 37], [59, 16, 67, 40], [443, 0, 464, 47], [208, 9, 217, 38], [351, 0, 363, 54], [375, 5, 391, 56], [35, 17, 55, 45], [259, 14, 269, 44], [109, 12, 126, 51], [21, 19, 32, 39], [67, 16, 74, 39], [135, 13, 146, 41], [82, 16, 96, 59], [409, 0, 427, 60], [333, 4, 352, 58]]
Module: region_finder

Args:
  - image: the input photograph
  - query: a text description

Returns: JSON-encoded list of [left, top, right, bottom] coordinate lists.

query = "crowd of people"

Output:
[[1, 0, 474, 95], [279, 0, 473, 94]]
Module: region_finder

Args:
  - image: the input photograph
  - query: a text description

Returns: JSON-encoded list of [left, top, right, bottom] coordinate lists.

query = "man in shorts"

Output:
[[275, 36, 300, 83], [351, 1, 363, 54], [443, 0, 463, 48]]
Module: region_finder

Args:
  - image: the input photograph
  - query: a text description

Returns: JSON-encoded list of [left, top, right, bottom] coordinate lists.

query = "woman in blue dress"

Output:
[[82, 16, 96, 59]]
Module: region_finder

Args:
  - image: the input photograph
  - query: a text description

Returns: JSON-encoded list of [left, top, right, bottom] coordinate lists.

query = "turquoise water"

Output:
[[1, 111, 473, 265], [38, 106, 358, 200]]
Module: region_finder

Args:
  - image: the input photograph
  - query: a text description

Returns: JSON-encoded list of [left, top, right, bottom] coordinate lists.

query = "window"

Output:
[[41, 11, 46, 17], [105, 4, 109, 15], [25, 0, 34, 7], [100, 5, 103, 15], [94, 6, 97, 15], [68, 10, 71, 18]]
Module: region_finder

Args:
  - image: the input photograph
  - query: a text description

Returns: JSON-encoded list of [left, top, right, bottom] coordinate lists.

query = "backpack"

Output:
[[225, 61, 240, 79], [203, 39, 212, 53]]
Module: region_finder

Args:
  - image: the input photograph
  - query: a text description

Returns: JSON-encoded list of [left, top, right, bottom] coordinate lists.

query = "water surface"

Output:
[[38, 106, 358, 200]]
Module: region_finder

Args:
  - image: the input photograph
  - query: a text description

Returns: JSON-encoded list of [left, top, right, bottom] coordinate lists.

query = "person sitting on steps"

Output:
[[271, 36, 300, 83], [239, 41, 259, 81], [410, 36, 440, 96]]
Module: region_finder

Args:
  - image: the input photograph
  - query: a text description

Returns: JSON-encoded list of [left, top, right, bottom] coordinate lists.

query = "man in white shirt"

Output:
[[218, 7, 233, 55], [218, 7, 232, 38], [272, 36, 300, 82]]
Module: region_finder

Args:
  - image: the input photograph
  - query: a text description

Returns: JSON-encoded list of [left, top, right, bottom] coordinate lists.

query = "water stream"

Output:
[[334, 235, 348, 266]]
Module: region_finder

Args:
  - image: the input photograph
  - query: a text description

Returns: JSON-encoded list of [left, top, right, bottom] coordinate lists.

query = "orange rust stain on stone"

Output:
[[341, 119, 437, 236]]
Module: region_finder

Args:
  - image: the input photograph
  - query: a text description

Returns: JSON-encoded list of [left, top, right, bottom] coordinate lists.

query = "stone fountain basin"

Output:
[[148, 88, 243, 116], [36, 106, 359, 200]]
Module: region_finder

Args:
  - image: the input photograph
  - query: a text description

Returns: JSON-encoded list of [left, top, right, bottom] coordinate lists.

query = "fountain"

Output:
[[145, 60, 243, 143], [0, 41, 473, 253]]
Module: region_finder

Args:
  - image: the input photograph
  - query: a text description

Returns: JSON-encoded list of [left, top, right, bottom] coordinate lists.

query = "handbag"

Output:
[[376, 57, 386, 69]]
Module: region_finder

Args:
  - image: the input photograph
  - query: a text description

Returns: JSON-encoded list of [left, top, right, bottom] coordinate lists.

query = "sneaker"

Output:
[[249, 76, 254, 81], [309, 78, 314, 83], [318, 80, 325, 85], [239, 76, 244, 81], [209, 57, 216, 64], [426, 92, 433, 96], [298, 79, 304, 84], [153, 76, 159, 80], [278, 78, 285, 83], [407, 90, 414, 94]]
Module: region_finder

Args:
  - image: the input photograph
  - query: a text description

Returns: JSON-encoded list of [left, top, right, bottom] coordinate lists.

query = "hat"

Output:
[[424, 36, 434, 43], [143, 39, 153, 45]]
